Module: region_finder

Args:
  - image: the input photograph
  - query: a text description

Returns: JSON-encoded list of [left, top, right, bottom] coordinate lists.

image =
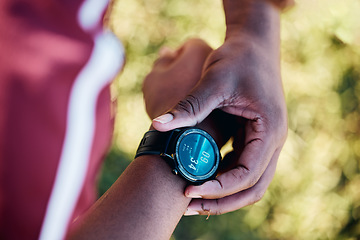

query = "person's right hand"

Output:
[[152, 31, 288, 215]]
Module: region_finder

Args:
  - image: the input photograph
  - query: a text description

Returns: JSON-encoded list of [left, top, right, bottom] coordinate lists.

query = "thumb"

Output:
[[152, 87, 221, 131]]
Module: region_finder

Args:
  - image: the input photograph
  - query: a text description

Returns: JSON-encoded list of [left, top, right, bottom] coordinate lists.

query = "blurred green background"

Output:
[[98, 0, 360, 239]]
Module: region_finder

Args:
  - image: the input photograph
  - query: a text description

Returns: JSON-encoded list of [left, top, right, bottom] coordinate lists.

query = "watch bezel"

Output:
[[174, 128, 220, 183]]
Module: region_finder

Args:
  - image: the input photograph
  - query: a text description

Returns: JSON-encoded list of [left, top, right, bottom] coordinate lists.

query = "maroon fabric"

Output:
[[0, 0, 113, 239]]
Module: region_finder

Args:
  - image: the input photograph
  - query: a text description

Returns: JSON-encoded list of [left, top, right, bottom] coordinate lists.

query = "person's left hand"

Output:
[[142, 39, 212, 120]]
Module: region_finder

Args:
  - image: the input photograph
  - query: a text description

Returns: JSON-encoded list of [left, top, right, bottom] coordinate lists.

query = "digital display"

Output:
[[177, 132, 216, 176]]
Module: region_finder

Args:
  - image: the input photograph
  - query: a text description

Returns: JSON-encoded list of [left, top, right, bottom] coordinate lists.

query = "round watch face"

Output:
[[175, 128, 219, 182]]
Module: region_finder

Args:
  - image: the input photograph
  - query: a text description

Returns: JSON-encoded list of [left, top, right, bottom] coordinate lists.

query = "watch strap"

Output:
[[135, 130, 176, 158]]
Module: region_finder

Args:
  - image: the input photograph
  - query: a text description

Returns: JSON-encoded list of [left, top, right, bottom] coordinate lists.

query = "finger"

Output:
[[185, 118, 275, 199], [152, 47, 179, 69], [152, 93, 221, 130], [184, 148, 280, 216], [158, 46, 176, 58], [153, 39, 211, 72], [218, 119, 246, 174]]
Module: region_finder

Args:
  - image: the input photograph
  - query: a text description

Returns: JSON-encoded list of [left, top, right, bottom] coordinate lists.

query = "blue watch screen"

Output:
[[177, 132, 216, 176]]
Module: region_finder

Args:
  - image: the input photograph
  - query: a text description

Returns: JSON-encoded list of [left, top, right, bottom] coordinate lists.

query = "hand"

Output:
[[152, 30, 287, 215], [143, 39, 212, 120]]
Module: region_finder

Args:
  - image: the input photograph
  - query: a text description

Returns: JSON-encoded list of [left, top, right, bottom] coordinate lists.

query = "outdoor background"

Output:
[[98, 0, 360, 239]]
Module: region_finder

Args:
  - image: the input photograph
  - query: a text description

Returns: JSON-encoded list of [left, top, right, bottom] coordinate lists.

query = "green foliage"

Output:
[[174, 210, 265, 240], [97, 0, 360, 239], [97, 148, 131, 197]]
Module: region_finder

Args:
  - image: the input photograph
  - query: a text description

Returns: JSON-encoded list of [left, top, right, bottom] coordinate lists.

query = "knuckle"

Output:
[[213, 200, 223, 216], [213, 209, 222, 216], [175, 95, 201, 117], [248, 115, 267, 136], [186, 38, 210, 49], [228, 165, 263, 190], [250, 189, 266, 205], [230, 166, 260, 189], [200, 200, 223, 216], [261, 105, 288, 145], [230, 167, 248, 183], [214, 178, 224, 191], [247, 174, 259, 188]]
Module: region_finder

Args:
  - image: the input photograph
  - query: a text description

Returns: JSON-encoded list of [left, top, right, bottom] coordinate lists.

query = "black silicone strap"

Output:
[[135, 130, 176, 158]]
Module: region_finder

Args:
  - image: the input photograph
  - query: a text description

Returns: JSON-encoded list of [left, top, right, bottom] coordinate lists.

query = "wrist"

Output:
[[223, 0, 281, 44], [137, 126, 221, 185]]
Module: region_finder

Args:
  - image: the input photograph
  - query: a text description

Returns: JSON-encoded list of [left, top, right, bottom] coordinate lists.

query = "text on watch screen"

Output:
[[178, 133, 215, 176]]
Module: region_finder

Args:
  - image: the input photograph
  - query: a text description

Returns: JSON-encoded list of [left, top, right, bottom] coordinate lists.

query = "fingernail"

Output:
[[184, 208, 200, 216], [186, 194, 202, 199], [185, 188, 202, 198], [153, 113, 173, 124]]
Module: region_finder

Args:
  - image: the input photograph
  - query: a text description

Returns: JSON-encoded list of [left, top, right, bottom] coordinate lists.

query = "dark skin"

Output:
[[144, 39, 234, 150], [68, 39, 231, 240], [151, 0, 288, 215], [69, 1, 288, 238], [68, 154, 191, 240]]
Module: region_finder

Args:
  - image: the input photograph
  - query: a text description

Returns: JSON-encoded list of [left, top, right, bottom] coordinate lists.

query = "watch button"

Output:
[[172, 169, 178, 175]]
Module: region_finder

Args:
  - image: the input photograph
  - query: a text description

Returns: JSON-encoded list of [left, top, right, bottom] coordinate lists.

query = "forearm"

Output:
[[68, 155, 190, 240]]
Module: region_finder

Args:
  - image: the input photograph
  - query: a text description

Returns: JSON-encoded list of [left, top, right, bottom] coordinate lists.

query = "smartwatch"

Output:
[[135, 128, 220, 185]]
